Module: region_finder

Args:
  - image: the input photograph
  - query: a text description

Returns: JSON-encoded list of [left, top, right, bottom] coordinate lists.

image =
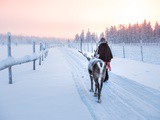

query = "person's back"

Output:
[[98, 39, 113, 63], [97, 37, 113, 82]]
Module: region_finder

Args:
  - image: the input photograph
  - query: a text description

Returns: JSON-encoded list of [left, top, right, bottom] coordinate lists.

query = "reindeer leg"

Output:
[[96, 78, 103, 103], [89, 75, 94, 92], [97, 79, 103, 103], [97, 84, 102, 103], [100, 79, 103, 94], [94, 83, 98, 97]]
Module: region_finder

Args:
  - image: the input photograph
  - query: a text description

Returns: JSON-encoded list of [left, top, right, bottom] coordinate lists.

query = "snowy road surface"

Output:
[[0, 47, 160, 120]]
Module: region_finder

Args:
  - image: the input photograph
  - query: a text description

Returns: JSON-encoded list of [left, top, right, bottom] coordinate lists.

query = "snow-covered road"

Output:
[[61, 47, 160, 120], [0, 47, 92, 120], [0, 47, 160, 120]]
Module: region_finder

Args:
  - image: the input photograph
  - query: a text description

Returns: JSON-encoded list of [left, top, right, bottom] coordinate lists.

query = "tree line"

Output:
[[0, 33, 63, 45], [74, 20, 160, 43]]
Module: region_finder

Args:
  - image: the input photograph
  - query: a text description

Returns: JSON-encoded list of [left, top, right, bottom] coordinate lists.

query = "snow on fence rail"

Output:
[[0, 32, 49, 84]]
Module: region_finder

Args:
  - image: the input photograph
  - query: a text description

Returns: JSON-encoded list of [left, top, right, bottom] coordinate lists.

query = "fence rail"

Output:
[[0, 32, 49, 84], [68, 40, 160, 65], [0, 49, 48, 71]]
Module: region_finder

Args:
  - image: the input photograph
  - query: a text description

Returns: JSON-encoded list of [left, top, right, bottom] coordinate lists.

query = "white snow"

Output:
[[110, 44, 160, 65], [0, 45, 160, 120], [84, 51, 160, 91], [111, 57, 160, 91], [0, 49, 48, 70], [0, 47, 92, 120], [63, 48, 160, 120]]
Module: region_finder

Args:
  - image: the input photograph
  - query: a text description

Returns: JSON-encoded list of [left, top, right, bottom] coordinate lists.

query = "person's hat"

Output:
[[99, 37, 107, 44], [100, 37, 106, 42]]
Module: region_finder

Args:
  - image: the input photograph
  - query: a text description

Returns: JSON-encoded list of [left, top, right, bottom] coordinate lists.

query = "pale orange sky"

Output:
[[0, 0, 160, 38]]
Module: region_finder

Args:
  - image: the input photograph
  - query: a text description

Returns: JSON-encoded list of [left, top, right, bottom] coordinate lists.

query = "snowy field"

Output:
[[72, 43, 160, 65], [110, 44, 160, 65], [0, 45, 160, 120]]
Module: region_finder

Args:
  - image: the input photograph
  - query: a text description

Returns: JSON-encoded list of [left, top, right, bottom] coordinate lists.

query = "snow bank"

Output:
[[111, 57, 160, 91]]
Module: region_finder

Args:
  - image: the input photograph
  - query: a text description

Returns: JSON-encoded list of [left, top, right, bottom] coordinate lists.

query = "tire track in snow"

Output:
[[108, 80, 160, 119], [62, 49, 107, 120], [63, 49, 145, 120], [61, 48, 140, 120], [110, 74, 160, 111], [62, 48, 119, 120], [61, 48, 160, 120]]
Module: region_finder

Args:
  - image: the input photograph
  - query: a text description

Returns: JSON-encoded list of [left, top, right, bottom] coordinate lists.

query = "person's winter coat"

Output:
[[98, 42, 113, 63]]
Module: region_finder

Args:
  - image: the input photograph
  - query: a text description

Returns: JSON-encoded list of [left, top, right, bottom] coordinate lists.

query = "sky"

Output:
[[0, 0, 160, 38]]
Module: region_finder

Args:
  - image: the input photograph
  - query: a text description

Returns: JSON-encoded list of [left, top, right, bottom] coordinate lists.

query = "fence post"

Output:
[[91, 40, 93, 53], [7, 32, 12, 84], [39, 43, 42, 65], [80, 38, 82, 53], [109, 41, 112, 51], [46, 43, 48, 58], [87, 42, 89, 52], [140, 40, 143, 61], [45, 43, 47, 58], [123, 42, 125, 58], [46, 43, 48, 57], [33, 42, 36, 70], [42, 43, 44, 61]]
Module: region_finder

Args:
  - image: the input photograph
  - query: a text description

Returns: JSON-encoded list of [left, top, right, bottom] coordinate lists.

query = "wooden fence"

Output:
[[69, 40, 146, 62], [0, 32, 49, 84]]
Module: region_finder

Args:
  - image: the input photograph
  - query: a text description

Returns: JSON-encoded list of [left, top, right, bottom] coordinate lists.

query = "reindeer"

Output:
[[88, 56, 106, 103]]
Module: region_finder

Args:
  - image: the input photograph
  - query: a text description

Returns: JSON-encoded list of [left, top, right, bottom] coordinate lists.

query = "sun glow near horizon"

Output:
[[90, 0, 160, 36], [0, 0, 159, 38]]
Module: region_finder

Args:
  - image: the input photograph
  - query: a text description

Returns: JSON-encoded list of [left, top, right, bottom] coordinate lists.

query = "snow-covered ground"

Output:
[[0, 47, 92, 120], [111, 57, 160, 91], [111, 44, 160, 65], [71, 43, 160, 65], [0, 45, 160, 120]]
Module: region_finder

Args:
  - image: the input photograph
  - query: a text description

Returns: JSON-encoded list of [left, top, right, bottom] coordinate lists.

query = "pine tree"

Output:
[[74, 34, 80, 42], [80, 30, 85, 42], [86, 29, 91, 43], [140, 19, 148, 43], [154, 21, 160, 43]]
